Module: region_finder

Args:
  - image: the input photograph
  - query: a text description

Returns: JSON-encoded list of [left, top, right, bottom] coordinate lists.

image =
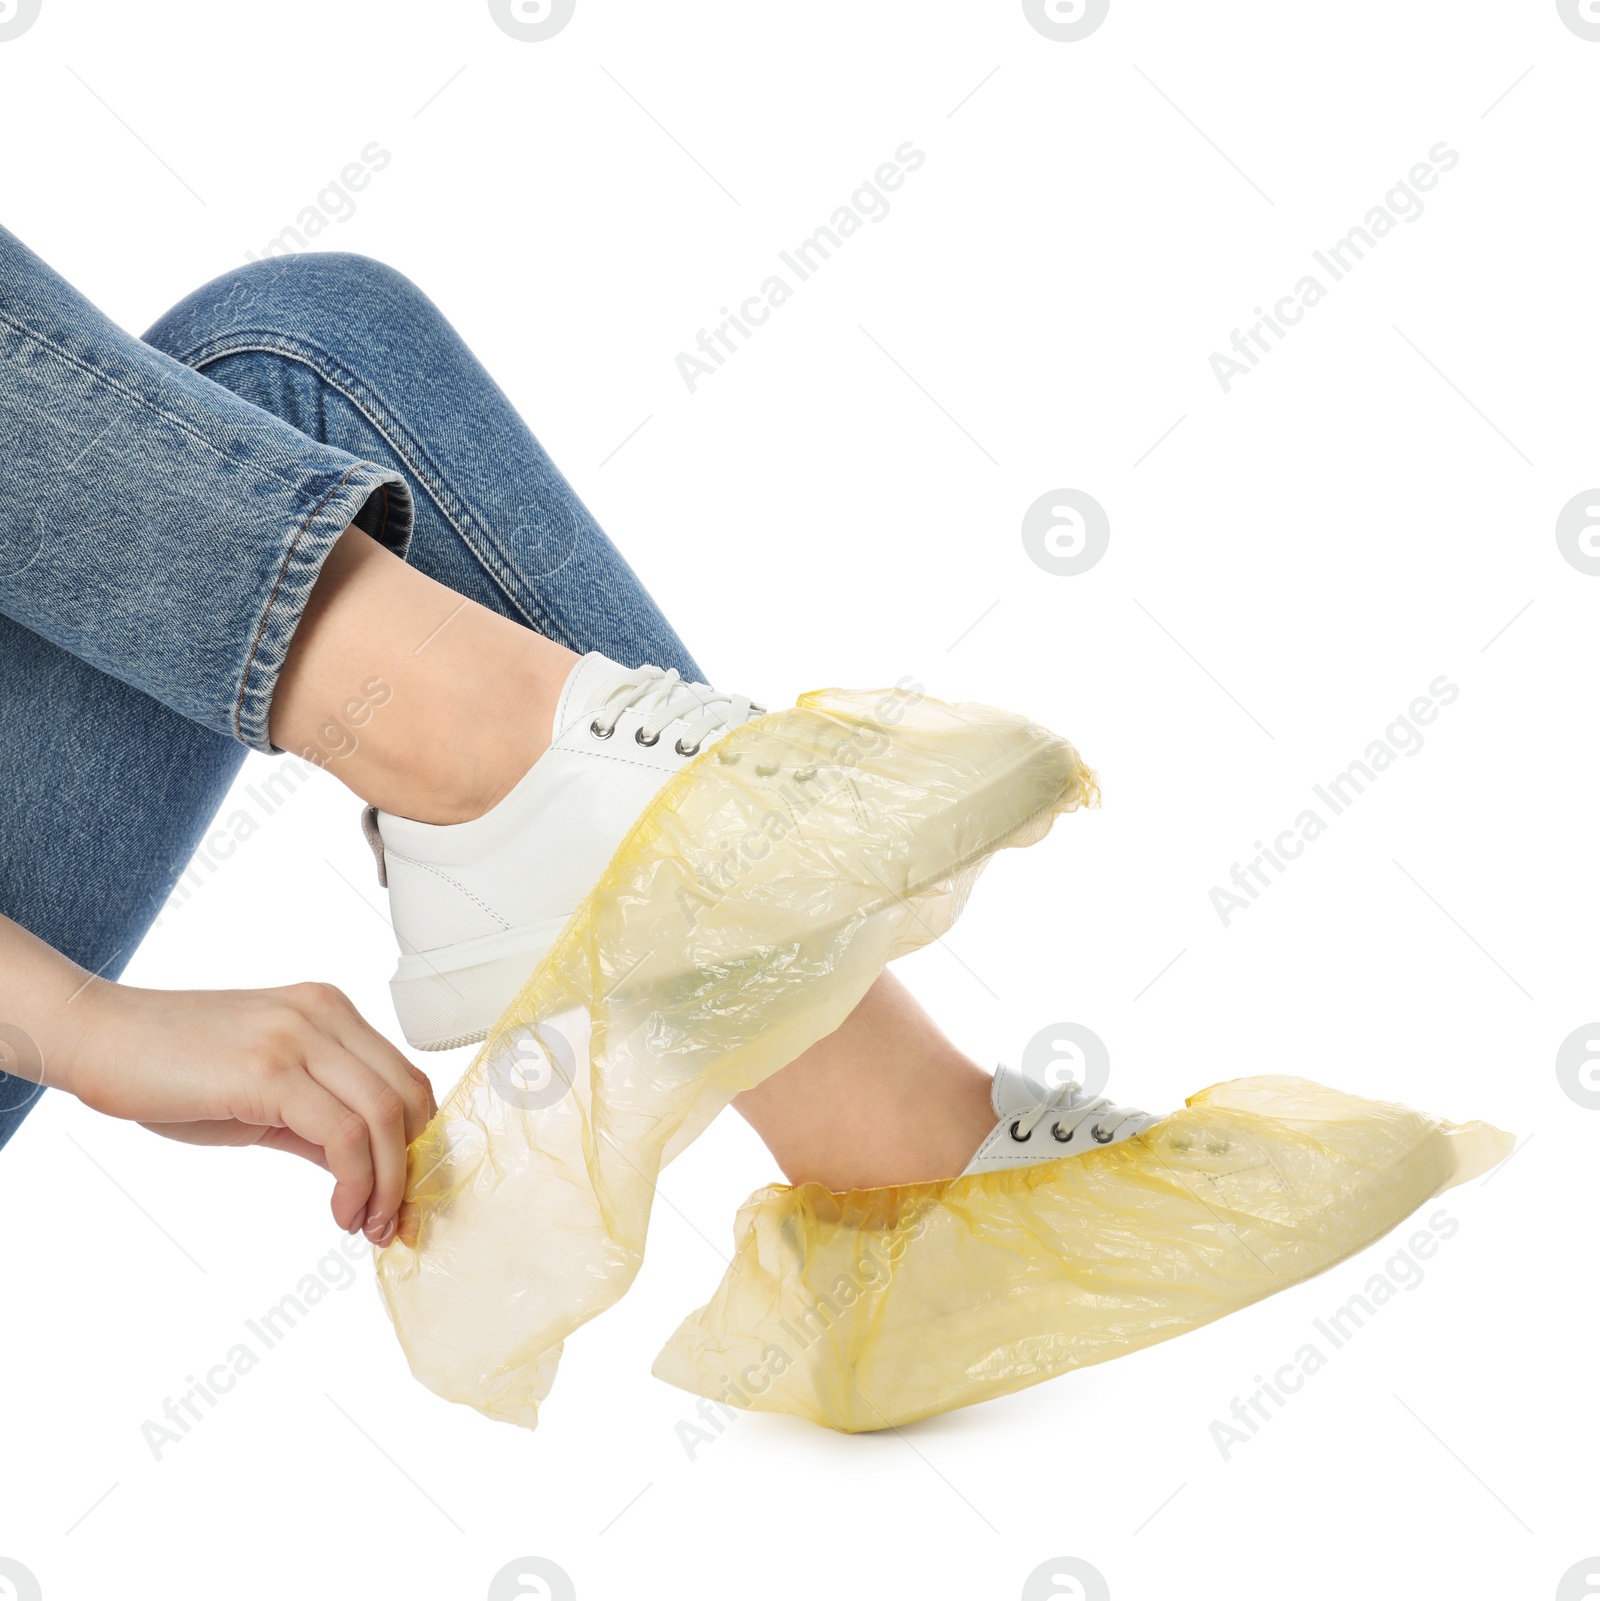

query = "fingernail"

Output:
[[377, 1217, 397, 1247]]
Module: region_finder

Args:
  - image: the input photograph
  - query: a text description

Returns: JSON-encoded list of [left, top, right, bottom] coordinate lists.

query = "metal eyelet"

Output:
[[1091, 1124, 1114, 1144], [1008, 1119, 1031, 1143], [635, 727, 660, 747], [675, 738, 701, 758], [1051, 1120, 1074, 1143], [590, 719, 614, 740]]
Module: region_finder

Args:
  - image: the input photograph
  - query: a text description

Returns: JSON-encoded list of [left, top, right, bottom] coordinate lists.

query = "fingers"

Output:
[[286, 984, 434, 1246], [330, 1012, 436, 1140], [292, 983, 436, 1138], [272, 1071, 378, 1234], [300, 1041, 415, 1246]]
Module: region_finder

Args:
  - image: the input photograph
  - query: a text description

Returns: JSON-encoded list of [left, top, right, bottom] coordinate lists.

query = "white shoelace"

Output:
[[1011, 1077, 1146, 1147], [584, 665, 759, 756]]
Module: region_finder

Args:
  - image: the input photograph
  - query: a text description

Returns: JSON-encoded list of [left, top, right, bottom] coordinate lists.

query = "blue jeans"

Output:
[[0, 228, 699, 1148]]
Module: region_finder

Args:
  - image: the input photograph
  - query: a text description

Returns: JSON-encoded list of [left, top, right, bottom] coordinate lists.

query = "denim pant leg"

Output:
[[141, 252, 701, 680]]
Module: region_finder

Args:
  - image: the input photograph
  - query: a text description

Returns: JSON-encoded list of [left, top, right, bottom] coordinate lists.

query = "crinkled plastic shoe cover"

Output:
[[374, 686, 1097, 1427], [652, 1076, 1512, 1431]]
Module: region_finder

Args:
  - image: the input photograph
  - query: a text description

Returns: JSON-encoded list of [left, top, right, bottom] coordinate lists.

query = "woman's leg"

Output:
[[730, 970, 996, 1187]]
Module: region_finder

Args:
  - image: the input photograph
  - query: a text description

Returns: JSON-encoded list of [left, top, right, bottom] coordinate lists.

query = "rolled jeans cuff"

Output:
[[233, 462, 413, 754]]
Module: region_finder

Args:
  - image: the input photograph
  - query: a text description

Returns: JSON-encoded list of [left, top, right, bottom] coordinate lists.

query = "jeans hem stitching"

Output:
[[234, 463, 369, 746]]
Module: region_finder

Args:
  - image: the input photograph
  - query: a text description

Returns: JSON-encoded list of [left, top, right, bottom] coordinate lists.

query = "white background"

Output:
[[1, 2, 1596, 1598]]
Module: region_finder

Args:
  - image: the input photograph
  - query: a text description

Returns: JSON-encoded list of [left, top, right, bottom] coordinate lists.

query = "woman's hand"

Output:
[[63, 980, 435, 1246], [0, 914, 434, 1244]]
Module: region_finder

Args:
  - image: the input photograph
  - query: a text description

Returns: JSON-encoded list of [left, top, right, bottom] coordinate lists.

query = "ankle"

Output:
[[380, 638, 575, 823], [801, 1069, 993, 1190], [733, 973, 1002, 1189], [271, 527, 581, 824], [428, 648, 562, 822]]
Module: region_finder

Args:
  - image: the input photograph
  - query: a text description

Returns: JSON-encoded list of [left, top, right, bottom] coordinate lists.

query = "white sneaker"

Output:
[[363, 652, 765, 1050], [960, 1063, 1162, 1175]]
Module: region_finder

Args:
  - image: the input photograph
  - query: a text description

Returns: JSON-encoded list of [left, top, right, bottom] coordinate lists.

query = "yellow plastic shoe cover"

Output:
[[375, 683, 1098, 1427], [652, 1076, 1512, 1432]]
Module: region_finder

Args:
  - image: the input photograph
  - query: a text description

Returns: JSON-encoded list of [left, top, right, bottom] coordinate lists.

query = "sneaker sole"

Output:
[[391, 918, 572, 1052]]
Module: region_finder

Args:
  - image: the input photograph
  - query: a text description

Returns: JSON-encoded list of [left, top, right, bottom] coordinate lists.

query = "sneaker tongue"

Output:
[[989, 1063, 1054, 1119], [553, 651, 632, 740]]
